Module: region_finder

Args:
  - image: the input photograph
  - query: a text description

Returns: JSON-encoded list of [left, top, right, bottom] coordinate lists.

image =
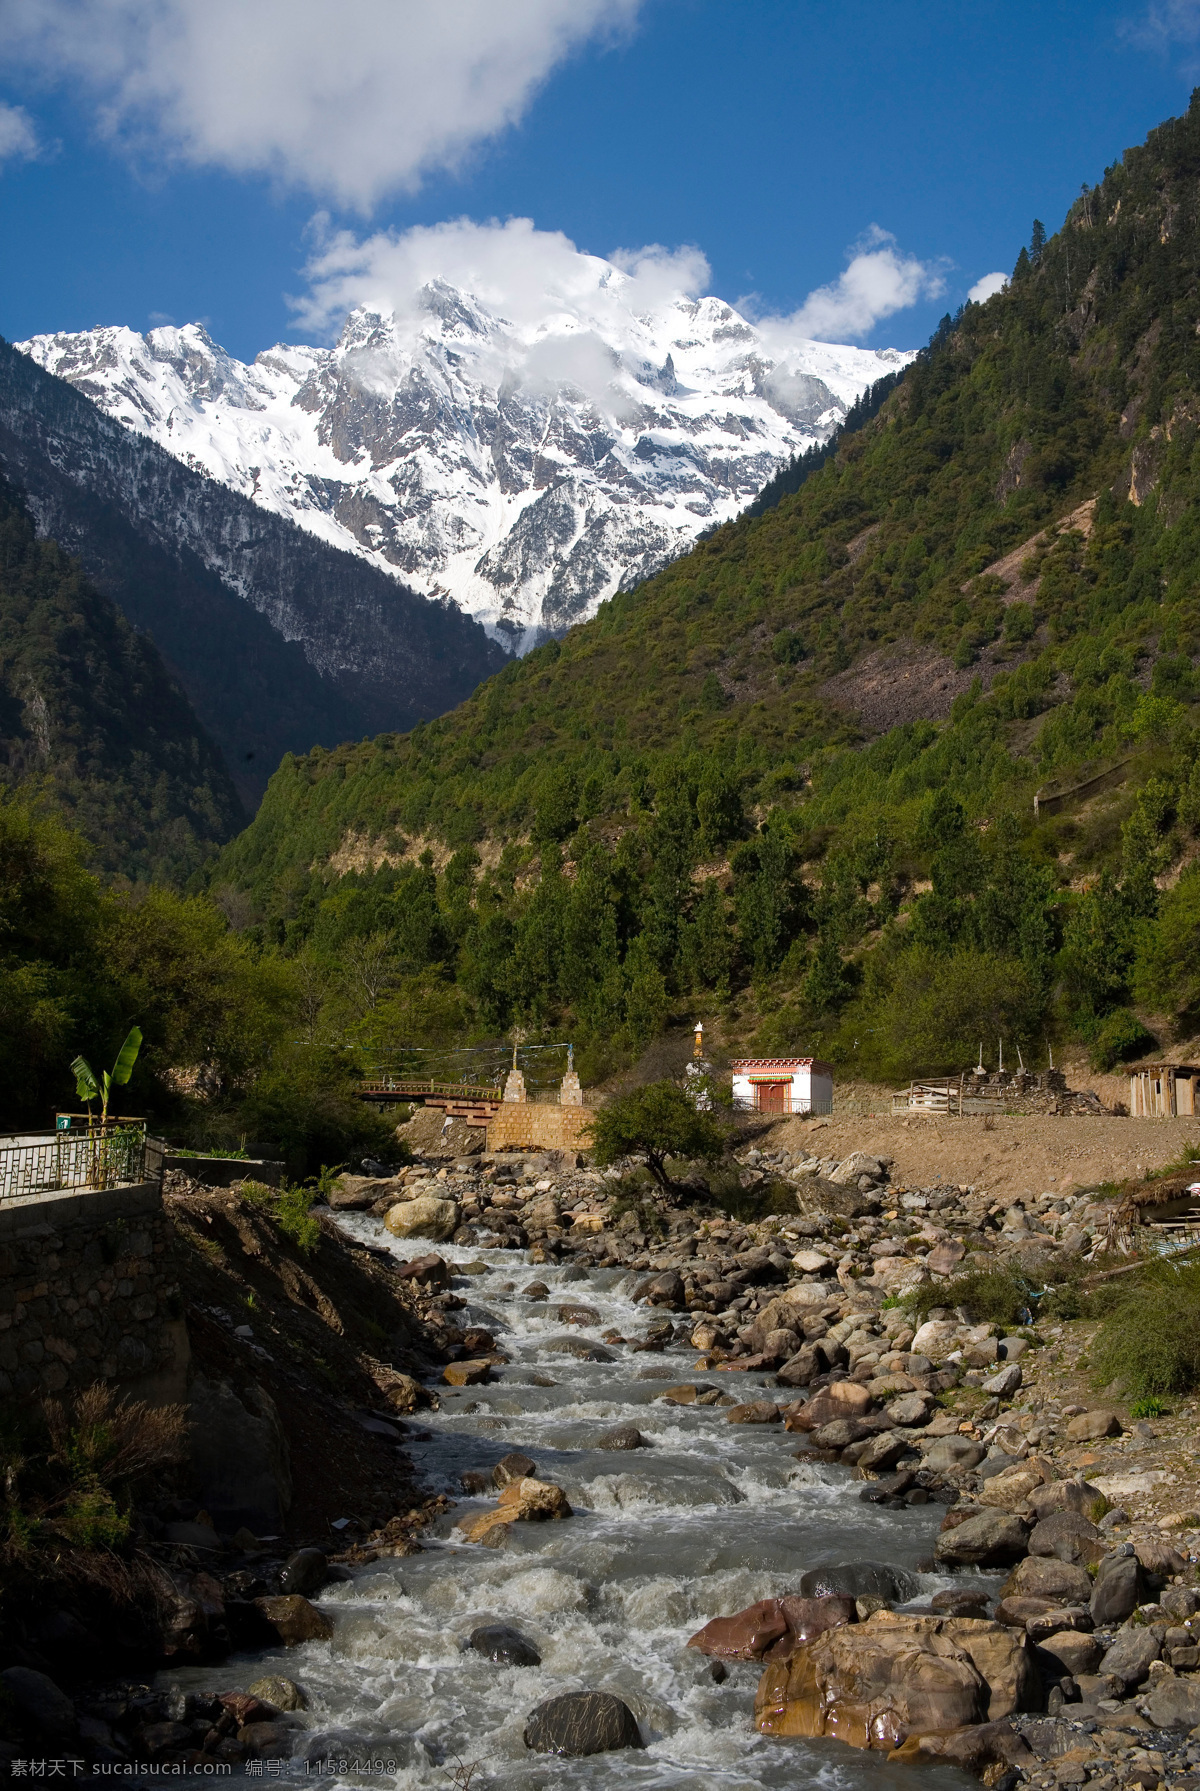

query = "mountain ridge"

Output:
[[0, 338, 506, 804], [19, 288, 912, 646]]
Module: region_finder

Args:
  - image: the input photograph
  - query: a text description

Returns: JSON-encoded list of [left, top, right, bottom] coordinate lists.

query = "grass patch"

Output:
[[705, 1172, 799, 1224], [241, 1177, 323, 1253], [1129, 1395, 1168, 1419], [1090, 1260, 1200, 1398]]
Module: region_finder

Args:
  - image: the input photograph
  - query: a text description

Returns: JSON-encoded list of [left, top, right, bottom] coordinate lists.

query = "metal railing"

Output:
[[732, 1095, 835, 1116], [0, 1127, 158, 1202]]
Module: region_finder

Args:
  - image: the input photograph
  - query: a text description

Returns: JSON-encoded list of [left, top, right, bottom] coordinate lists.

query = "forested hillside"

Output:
[[211, 95, 1200, 1085], [0, 474, 243, 883]]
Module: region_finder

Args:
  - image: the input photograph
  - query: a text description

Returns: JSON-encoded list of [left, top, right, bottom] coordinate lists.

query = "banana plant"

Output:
[[71, 1027, 143, 1129]]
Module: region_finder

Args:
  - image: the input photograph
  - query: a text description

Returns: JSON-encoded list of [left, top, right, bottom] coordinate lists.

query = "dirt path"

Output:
[[765, 1108, 1200, 1199]]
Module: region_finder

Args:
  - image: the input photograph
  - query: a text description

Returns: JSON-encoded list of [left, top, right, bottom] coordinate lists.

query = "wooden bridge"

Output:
[[357, 1077, 503, 1126]]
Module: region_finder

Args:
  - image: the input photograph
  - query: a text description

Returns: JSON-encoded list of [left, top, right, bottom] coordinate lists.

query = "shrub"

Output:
[[1090, 1262, 1200, 1397], [589, 1080, 726, 1190], [240, 1178, 322, 1254], [904, 1265, 1037, 1330], [1129, 1395, 1167, 1419], [236, 1042, 398, 1175]]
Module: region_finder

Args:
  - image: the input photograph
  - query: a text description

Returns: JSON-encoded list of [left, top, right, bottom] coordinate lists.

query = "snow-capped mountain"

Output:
[[19, 286, 913, 647]]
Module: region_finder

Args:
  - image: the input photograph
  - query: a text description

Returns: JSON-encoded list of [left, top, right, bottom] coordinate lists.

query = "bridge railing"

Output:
[[0, 1127, 160, 1202], [358, 1078, 502, 1101]]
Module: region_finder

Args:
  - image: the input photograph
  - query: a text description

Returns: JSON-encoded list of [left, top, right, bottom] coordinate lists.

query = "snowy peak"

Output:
[[19, 289, 914, 646]]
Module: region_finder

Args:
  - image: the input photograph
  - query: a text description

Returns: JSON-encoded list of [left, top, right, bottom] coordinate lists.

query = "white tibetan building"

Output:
[[730, 1056, 834, 1116]]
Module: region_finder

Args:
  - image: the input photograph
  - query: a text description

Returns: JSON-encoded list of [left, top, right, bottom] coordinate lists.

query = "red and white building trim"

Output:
[[730, 1057, 834, 1116]]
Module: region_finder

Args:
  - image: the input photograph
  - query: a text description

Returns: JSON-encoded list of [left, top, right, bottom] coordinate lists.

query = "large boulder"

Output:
[[687, 1599, 790, 1660], [754, 1614, 986, 1747], [457, 1477, 572, 1545], [0, 1668, 77, 1742], [934, 1511, 1029, 1568], [1065, 1408, 1123, 1442], [1099, 1626, 1161, 1687], [468, 1623, 541, 1667], [1141, 1674, 1200, 1730], [999, 1557, 1093, 1606], [1028, 1510, 1104, 1567], [726, 1401, 782, 1425], [253, 1596, 334, 1645], [1028, 1478, 1104, 1522], [786, 1382, 872, 1429], [1037, 1631, 1103, 1677], [524, 1691, 643, 1756], [384, 1195, 459, 1241], [888, 1717, 1034, 1774], [944, 1617, 1039, 1720], [278, 1548, 328, 1596], [595, 1425, 648, 1450], [1090, 1553, 1144, 1625], [910, 1319, 959, 1360], [828, 1152, 886, 1187], [922, 1436, 985, 1474], [798, 1563, 915, 1603]]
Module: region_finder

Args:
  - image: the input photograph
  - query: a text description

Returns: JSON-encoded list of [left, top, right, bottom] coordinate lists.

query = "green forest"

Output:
[[12, 96, 1200, 1151]]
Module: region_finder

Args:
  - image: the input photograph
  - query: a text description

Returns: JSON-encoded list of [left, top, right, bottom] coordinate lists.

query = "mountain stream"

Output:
[[171, 1222, 983, 1790]]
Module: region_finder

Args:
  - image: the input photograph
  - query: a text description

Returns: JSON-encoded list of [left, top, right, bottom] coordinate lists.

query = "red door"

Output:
[[758, 1081, 789, 1113]]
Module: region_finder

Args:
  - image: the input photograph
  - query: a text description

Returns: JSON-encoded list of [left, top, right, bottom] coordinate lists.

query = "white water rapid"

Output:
[[166, 1224, 987, 1789]]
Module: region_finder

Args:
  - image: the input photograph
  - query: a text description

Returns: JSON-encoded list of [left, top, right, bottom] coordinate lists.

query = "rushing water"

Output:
[[168, 1224, 985, 1790]]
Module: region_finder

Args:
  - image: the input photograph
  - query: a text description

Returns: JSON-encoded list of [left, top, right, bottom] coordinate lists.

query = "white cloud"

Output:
[[293, 214, 711, 338], [762, 227, 945, 343], [1123, 0, 1200, 45], [0, 102, 38, 167], [0, 0, 642, 209], [968, 271, 1008, 303]]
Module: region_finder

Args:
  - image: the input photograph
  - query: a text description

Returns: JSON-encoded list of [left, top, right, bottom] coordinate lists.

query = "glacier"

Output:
[[19, 278, 914, 649]]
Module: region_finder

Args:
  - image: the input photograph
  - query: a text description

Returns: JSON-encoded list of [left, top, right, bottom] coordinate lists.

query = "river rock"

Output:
[[443, 1359, 492, 1387], [524, 1690, 644, 1756], [493, 1452, 537, 1486], [981, 1363, 1023, 1397], [1065, 1408, 1123, 1441], [828, 1152, 885, 1186], [468, 1623, 542, 1667], [595, 1425, 649, 1450], [0, 1668, 78, 1741], [238, 1720, 296, 1759], [886, 1392, 933, 1427], [247, 1677, 307, 1711], [930, 1590, 991, 1618], [253, 1596, 334, 1645], [384, 1196, 459, 1241], [278, 1548, 328, 1596], [910, 1319, 958, 1359], [687, 1599, 790, 1659], [1037, 1631, 1103, 1676], [556, 1304, 601, 1325], [1140, 1673, 1200, 1729], [394, 1253, 450, 1290], [1000, 1557, 1093, 1605], [812, 1417, 871, 1450], [935, 1511, 1029, 1567], [1135, 1537, 1188, 1577], [544, 1336, 616, 1361], [798, 1563, 914, 1602], [1098, 1625, 1160, 1687], [786, 1382, 872, 1429], [1029, 1510, 1104, 1566], [893, 1719, 1034, 1776], [754, 1614, 987, 1746], [854, 1432, 911, 1472], [458, 1478, 573, 1544], [1028, 1478, 1104, 1522], [726, 1400, 781, 1424], [922, 1436, 985, 1473], [1090, 1553, 1144, 1624]]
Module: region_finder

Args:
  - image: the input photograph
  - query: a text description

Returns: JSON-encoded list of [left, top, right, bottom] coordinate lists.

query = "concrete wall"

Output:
[[486, 1105, 595, 1153], [0, 1181, 188, 1404]]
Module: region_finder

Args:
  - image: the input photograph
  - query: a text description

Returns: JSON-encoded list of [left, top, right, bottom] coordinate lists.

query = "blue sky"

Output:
[[1, 0, 1198, 361]]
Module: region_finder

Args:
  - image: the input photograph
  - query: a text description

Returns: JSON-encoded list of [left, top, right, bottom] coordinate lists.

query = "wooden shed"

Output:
[[1129, 1064, 1200, 1118]]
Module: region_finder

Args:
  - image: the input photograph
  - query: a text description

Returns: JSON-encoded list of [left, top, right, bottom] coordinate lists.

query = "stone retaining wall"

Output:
[[0, 1181, 188, 1404], [486, 1104, 595, 1154]]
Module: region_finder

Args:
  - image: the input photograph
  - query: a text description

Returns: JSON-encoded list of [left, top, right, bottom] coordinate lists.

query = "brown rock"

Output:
[[1065, 1409, 1123, 1442], [777, 1594, 858, 1647], [1000, 1557, 1093, 1606], [785, 1383, 872, 1430], [1028, 1478, 1103, 1523], [855, 1432, 912, 1473], [941, 1617, 1038, 1720], [754, 1613, 987, 1748], [979, 1469, 1044, 1512], [1028, 1510, 1104, 1567], [995, 1597, 1059, 1629], [726, 1400, 782, 1425], [889, 1717, 1033, 1773], [493, 1452, 537, 1487], [237, 1721, 294, 1759], [688, 1599, 789, 1660], [1135, 1539, 1188, 1577], [458, 1477, 573, 1544], [443, 1359, 492, 1387], [1036, 1631, 1103, 1676], [253, 1596, 333, 1645], [934, 1511, 1030, 1567]]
